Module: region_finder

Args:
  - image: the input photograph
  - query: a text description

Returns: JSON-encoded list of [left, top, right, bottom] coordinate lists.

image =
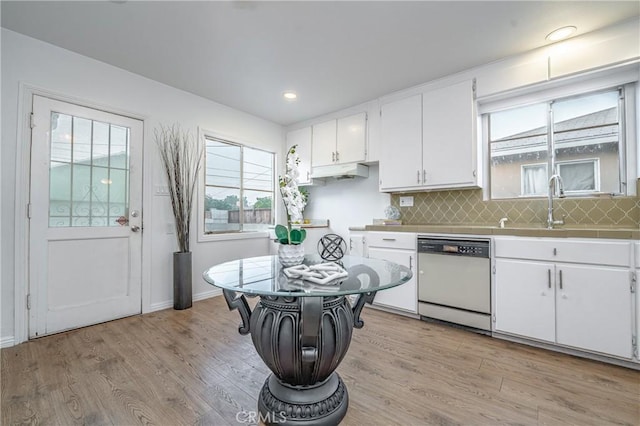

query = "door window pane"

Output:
[[48, 113, 130, 227]]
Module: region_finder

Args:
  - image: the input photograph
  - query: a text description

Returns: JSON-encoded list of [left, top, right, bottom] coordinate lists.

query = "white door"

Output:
[[286, 127, 312, 184], [555, 264, 632, 358], [422, 79, 476, 187], [311, 120, 337, 167], [29, 95, 143, 338], [336, 112, 366, 164], [494, 259, 556, 343], [368, 247, 417, 313], [379, 94, 423, 191]]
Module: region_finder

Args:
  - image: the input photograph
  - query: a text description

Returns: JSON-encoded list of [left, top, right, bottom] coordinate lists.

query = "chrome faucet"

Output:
[[547, 174, 565, 229]]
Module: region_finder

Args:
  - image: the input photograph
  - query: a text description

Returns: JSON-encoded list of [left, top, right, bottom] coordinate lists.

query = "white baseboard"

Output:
[[148, 288, 222, 313], [193, 288, 222, 301], [1, 336, 15, 348]]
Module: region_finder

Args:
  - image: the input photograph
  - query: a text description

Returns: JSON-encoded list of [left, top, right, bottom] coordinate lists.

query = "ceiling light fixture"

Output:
[[283, 91, 297, 100], [546, 26, 577, 41]]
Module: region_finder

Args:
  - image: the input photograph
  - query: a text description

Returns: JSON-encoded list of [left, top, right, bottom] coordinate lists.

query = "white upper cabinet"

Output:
[[379, 94, 423, 191], [286, 127, 312, 185], [311, 112, 367, 168], [336, 112, 367, 164], [379, 79, 479, 192], [422, 79, 477, 187], [311, 120, 337, 167]]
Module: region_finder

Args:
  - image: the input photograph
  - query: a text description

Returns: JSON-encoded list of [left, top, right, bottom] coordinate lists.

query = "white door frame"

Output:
[[13, 83, 153, 345]]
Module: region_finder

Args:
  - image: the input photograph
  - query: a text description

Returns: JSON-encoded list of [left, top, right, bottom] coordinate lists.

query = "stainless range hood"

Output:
[[310, 163, 369, 179]]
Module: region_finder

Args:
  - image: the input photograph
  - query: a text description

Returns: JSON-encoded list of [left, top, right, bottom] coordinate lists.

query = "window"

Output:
[[521, 163, 547, 196], [520, 160, 600, 196], [487, 86, 630, 199], [203, 136, 275, 234]]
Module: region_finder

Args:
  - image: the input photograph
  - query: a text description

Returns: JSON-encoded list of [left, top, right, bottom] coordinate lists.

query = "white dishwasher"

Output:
[[418, 237, 491, 333]]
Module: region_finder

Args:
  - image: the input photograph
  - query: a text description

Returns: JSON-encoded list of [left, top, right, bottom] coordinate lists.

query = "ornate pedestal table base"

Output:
[[223, 289, 376, 425]]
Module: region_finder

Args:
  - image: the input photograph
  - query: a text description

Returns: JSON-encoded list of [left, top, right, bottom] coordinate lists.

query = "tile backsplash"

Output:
[[390, 184, 640, 228]]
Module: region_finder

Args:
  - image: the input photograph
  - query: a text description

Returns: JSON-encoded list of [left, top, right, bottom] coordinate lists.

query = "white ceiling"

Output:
[[2, 1, 639, 126]]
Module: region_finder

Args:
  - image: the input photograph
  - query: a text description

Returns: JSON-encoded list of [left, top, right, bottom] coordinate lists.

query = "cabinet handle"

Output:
[[559, 270, 563, 289], [553, 248, 557, 256], [382, 238, 396, 241], [332, 152, 335, 162], [423, 169, 426, 183], [417, 170, 420, 183], [335, 151, 339, 162], [409, 255, 413, 270], [306, 171, 310, 180], [547, 269, 551, 289]]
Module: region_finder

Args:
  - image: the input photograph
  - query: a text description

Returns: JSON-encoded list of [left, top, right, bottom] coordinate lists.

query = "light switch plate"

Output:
[[399, 196, 414, 207]]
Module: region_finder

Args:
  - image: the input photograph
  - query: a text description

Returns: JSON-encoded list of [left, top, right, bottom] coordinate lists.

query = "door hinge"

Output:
[[631, 272, 636, 293], [632, 335, 638, 359], [492, 264, 496, 275], [472, 78, 477, 100], [27, 203, 32, 219], [29, 112, 35, 129], [379, 108, 382, 117], [26, 294, 31, 310]]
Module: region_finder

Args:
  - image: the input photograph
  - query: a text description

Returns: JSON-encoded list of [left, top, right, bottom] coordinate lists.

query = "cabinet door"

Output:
[[379, 94, 423, 191], [286, 127, 312, 184], [422, 79, 477, 187], [336, 112, 367, 164], [494, 259, 556, 343], [367, 247, 417, 313], [348, 232, 365, 257], [555, 264, 632, 359], [311, 120, 337, 167]]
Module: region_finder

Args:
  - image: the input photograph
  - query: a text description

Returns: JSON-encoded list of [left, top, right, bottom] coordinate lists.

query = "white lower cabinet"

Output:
[[494, 237, 634, 360], [555, 264, 631, 358], [364, 232, 417, 314], [494, 259, 556, 343]]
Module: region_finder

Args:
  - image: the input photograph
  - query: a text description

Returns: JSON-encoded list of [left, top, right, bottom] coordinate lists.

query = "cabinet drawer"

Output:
[[495, 237, 631, 267], [366, 232, 416, 250]]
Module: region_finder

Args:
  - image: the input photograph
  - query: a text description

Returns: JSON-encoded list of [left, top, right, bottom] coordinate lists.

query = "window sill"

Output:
[[198, 231, 271, 243]]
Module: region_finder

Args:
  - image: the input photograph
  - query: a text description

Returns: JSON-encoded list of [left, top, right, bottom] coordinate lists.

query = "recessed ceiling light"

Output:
[[283, 91, 297, 100], [546, 26, 577, 42]]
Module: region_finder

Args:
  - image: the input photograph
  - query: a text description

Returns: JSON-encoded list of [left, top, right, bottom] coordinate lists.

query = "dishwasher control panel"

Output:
[[417, 238, 490, 258]]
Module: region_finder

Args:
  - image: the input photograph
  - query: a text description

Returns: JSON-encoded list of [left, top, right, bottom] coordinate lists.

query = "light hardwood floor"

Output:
[[2, 296, 639, 425]]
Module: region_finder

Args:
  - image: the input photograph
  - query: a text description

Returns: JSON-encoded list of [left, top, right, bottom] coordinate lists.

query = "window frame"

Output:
[[556, 158, 601, 194], [480, 67, 637, 200], [197, 129, 276, 242]]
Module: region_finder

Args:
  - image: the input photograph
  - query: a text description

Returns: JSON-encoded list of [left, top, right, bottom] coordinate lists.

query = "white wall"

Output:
[[1, 29, 285, 344], [303, 165, 390, 242]]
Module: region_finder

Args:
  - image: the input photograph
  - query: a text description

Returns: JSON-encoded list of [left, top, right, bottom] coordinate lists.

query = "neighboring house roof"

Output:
[[491, 107, 618, 159]]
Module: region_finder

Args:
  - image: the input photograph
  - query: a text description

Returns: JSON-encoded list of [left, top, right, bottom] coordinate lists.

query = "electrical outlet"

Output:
[[399, 196, 414, 207]]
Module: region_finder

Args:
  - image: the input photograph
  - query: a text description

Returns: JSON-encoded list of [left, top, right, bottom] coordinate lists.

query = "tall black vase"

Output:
[[173, 251, 193, 310]]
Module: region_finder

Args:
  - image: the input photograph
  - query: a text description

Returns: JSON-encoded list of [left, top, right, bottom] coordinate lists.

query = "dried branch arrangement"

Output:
[[155, 124, 203, 253]]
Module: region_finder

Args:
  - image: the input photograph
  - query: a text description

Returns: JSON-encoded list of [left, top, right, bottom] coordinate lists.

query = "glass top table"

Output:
[[202, 254, 413, 426], [202, 254, 412, 297]]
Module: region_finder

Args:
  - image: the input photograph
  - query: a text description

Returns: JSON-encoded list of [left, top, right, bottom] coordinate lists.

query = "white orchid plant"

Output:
[[275, 145, 308, 245]]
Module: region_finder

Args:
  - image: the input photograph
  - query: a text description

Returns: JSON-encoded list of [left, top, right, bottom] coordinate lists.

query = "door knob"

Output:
[[131, 225, 141, 232]]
